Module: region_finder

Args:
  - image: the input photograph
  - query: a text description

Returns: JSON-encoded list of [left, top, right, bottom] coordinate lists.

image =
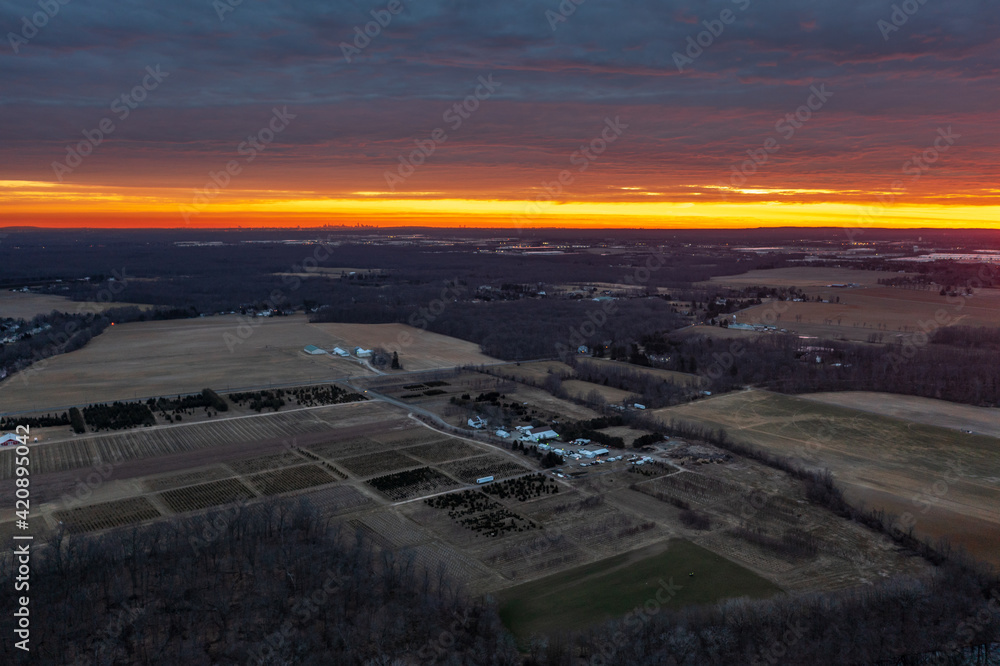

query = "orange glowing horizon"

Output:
[[3, 180, 998, 230]]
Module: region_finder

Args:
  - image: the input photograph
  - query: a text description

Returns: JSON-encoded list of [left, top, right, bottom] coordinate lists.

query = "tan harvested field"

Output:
[[0, 291, 153, 319], [576, 358, 705, 387], [701, 267, 912, 289], [0, 315, 367, 412], [0, 316, 498, 413], [655, 390, 1000, 565], [495, 360, 574, 383], [671, 324, 765, 341], [736, 287, 1000, 342], [312, 322, 498, 371], [801, 392, 1000, 438], [561, 379, 635, 404]]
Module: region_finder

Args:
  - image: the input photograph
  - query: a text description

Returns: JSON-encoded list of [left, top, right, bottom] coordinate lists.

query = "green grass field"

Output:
[[654, 390, 1000, 566], [498, 539, 781, 640]]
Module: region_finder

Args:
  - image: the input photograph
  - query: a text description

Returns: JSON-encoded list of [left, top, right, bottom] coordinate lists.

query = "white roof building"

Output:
[[332, 347, 350, 357], [1, 433, 22, 446], [355, 347, 373, 357]]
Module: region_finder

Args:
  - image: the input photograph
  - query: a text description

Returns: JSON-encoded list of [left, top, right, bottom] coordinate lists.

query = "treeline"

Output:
[[545, 567, 999, 665], [648, 333, 1000, 407], [82, 401, 156, 431], [931, 326, 1000, 352], [0, 499, 518, 664], [568, 356, 694, 408], [559, 415, 628, 449], [0, 412, 69, 430], [422, 298, 681, 360]]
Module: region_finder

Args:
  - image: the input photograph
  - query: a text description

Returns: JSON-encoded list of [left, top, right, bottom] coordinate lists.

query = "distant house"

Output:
[[355, 348, 373, 358], [303, 345, 327, 355], [495, 429, 510, 438], [468, 416, 487, 429], [332, 347, 350, 357], [527, 429, 559, 442], [577, 345, 590, 354], [1, 433, 22, 446], [633, 403, 646, 410]]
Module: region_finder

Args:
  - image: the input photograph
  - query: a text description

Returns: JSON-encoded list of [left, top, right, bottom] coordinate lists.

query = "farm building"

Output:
[[1, 433, 23, 446], [526, 429, 559, 442], [468, 416, 487, 429], [355, 347, 373, 358], [303, 345, 327, 355], [580, 447, 609, 458], [495, 429, 510, 438], [332, 347, 350, 357]]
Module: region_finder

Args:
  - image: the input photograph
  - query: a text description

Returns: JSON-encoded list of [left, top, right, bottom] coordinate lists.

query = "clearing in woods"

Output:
[[498, 539, 781, 641], [576, 357, 705, 387], [655, 390, 1000, 566]]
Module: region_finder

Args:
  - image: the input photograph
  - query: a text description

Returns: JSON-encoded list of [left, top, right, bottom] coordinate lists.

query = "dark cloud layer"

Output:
[[0, 0, 997, 204]]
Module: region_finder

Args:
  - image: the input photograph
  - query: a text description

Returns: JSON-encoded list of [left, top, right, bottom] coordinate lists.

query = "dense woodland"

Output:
[[2, 482, 996, 664], [650, 334, 1000, 407]]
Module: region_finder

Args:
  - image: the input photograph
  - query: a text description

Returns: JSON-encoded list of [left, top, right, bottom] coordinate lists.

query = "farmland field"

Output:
[[311, 322, 499, 370], [735, 287, 1000, 342], [159, 478, 257, 513], [576, 358, 705, 387], [701, 267, 912, 289], [405, 438, 481, 463], [655, 390, 1000, 565], [800, 392, 1000, 438], [0, 291, 153, 319], [249, 464, 337, 495], [54, 497, 162, 533], [440, 454, 531, 483], [561, 379, 635, 404], [498, 539, 782, 641], [338, 449, 421, 477], [0, 315, 367, 412]]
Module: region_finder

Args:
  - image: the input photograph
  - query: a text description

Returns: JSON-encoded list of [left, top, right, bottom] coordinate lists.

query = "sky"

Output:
[[0, 0, 998, 229]]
